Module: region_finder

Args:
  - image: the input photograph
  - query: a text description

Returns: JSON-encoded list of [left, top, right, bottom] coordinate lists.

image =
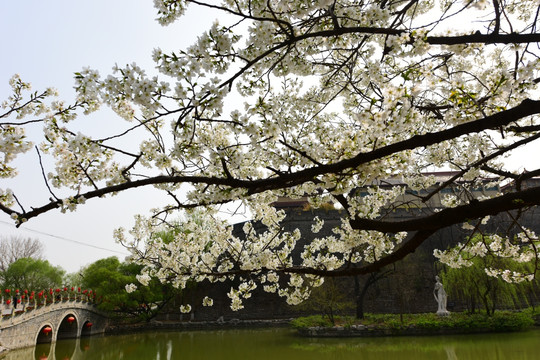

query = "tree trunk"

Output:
[[354, 271, 393, 319], [354, 276, 365, 319], [354, 274, 375, 319]]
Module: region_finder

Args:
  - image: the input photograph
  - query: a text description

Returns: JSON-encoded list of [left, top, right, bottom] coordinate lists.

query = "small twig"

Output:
[[36, 146, 60, 202]]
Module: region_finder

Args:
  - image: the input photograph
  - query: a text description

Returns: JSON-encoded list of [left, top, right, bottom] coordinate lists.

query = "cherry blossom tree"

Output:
[[2, 0, 540, 309]]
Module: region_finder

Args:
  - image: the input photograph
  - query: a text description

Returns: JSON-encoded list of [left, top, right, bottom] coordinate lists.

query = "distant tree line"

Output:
[[0, 236, 177, 321]]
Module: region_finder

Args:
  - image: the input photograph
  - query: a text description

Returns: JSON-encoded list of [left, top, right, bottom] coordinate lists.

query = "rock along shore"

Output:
[[297, 324, 530, 338], [105, 318, 292, 334]]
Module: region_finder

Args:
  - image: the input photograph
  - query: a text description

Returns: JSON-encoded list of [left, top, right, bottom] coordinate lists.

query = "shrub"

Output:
[[291, 311, 534, 332], [488, 311, 533, 331], [290, 315, 333, 329]]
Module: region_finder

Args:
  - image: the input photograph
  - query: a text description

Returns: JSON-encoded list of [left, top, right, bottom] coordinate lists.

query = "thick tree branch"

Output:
[[5, 99, 540, 224], [350, 185, 540, 232], [293, 27, 540, 46]]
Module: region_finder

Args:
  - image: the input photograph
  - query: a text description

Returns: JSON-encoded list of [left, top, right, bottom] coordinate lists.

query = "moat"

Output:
[[2, 327, 539, 360]]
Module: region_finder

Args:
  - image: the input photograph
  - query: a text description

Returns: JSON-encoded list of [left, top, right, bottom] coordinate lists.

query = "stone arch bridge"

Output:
[[0, 299, 108, 352]]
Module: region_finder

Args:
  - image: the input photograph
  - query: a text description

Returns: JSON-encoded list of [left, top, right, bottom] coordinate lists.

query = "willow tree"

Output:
[[441, 234, 540, 315], [2, 0, 540, 310]]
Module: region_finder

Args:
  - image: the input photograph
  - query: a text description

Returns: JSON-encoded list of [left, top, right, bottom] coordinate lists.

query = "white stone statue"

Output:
[[434, 275, 450, 316]]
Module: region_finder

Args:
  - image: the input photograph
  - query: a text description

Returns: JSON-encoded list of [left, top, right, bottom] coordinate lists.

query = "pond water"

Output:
[[2, 328, 540, 360]]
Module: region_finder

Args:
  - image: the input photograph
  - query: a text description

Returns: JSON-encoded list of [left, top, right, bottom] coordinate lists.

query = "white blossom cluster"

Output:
[[2, 0, 540, 307], [0, 75, 56, 179]]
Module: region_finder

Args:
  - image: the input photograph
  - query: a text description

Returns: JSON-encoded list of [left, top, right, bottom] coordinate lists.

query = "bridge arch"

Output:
[[81, 320, 93, 337], [35, 322, 54, 345], [57, 312, 79, 340]]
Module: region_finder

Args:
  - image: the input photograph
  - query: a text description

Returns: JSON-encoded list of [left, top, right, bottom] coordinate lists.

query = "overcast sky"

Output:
[[0, 1, 217, 273]]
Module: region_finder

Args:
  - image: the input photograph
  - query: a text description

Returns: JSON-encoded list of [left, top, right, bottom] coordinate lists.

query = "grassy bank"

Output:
[[291, 310, 535, 333]]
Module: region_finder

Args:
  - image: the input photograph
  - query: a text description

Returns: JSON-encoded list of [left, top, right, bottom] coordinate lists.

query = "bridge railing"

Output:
[[0, 289, 96, 324]]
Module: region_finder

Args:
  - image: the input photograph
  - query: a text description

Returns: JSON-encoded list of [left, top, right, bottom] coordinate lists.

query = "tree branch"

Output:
[[350, 185, 540, 233], [5, 99, 540, 224]]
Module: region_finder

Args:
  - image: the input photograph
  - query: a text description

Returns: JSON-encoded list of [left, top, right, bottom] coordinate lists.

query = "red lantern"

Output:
[[85, 322, 93, 328], [67, 316, 75, 324], [42, 326, 52, 335], [16, 299, 20, 304], [6, 299, 11, 305]]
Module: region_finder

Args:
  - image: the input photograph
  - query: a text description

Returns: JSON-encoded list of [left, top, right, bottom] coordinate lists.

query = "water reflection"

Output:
[[34, 343, 50, 360], [444, 346, 458, 360], [54, 338, 75, 360], [79, 338, 90, 353], [1, 328, 539, 360]]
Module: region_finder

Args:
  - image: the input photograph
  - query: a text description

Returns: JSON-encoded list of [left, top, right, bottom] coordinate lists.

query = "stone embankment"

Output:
[[297, 325, 496, 337], [298, 321, 538, 337], [105, 318, 291, 334]]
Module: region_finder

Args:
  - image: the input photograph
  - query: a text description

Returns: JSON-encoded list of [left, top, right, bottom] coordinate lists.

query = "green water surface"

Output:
[[3, 328, 540, 359]]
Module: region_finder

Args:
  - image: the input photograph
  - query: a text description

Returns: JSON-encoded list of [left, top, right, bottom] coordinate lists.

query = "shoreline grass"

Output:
[[291, 310, 535, 333]]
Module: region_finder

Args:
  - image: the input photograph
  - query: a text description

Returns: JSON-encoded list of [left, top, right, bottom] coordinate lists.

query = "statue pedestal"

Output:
[[436, 310, 450, 316]]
